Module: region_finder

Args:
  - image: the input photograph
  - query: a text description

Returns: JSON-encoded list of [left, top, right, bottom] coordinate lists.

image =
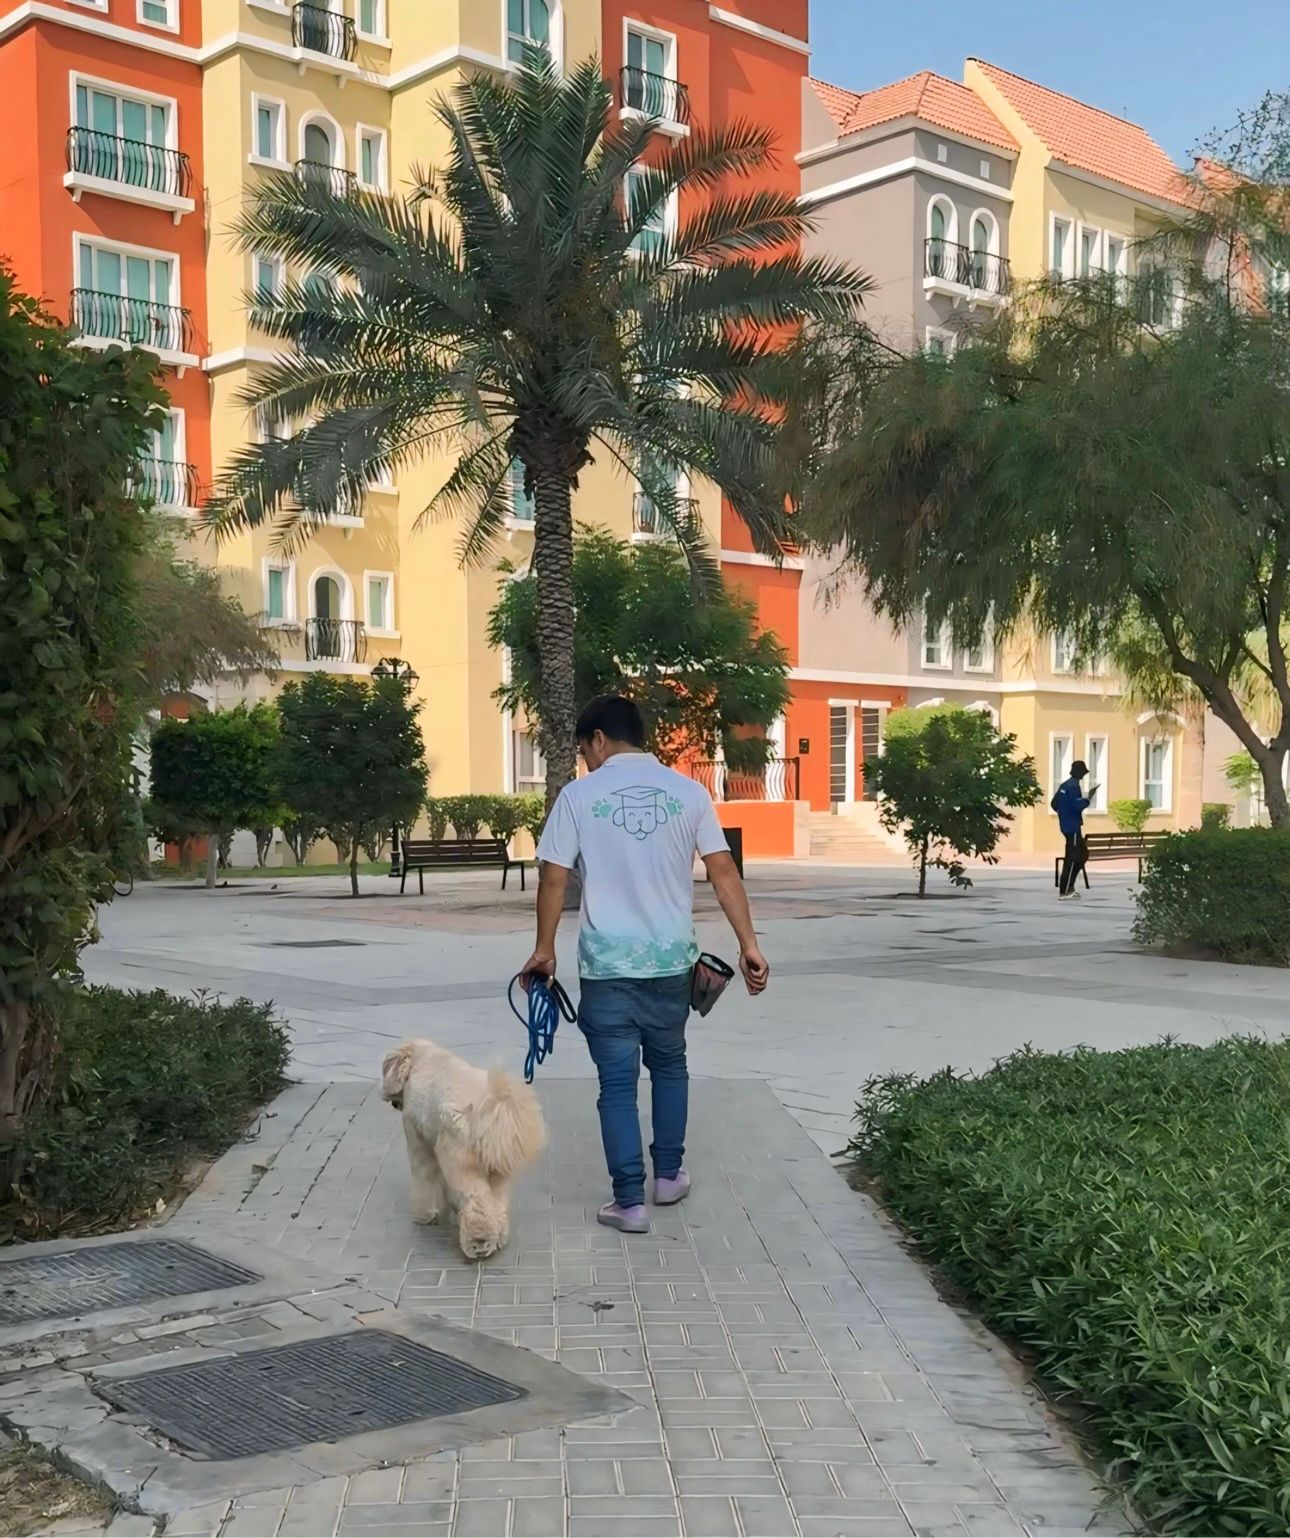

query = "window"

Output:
[[508, 459, 535, 522], [253, 97, 286, 164], [1139, 265, 1175, 328], [1141, 737, 1171, 811], [138, 0, 176, 29], [75, 239, 181, 350], [253, 254, 283, 304], [1079, 225, 1100, 278], [936, 143, 948, 163], [357, 0, 385, 37], [1051, 216, 1072, 279], [264, 563, 293, 623], [634, 453, 680, 535], [1105, 235, 1126, 277], [927, 197, 955, 278], [979, 158, 990, 180], [72, 83, 173, 191], [924, 326, 955, 356], [513, 730, 546, 789], [358, 127, 386, 190], [964, 625, 993, 672], [506, 0, 550, 62], [970, 212, 995, 288], [1052, 631, 1076, 674], [626, 168, 669, 257], [1050, 734, 1073, 800], [1085, 735, 1108, 812], [302, 118, 337, 168], [922, 613, 952, 669], [1269, 262, 1290, 314], [133, 409, 189, 508], [624, 25, 677, 118], [365, 573, 393, 632]]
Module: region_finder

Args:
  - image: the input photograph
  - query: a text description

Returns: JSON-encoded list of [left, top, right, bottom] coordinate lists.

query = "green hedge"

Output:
[[425, 793, 545, 844], [850, 1040, 1290, 1534], [1134, 828, 1290, 964], [1, 986, 289, 1240]]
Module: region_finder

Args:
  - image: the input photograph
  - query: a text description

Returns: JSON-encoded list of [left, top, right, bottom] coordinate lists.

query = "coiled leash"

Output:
[[508, 974, 577, 1084]]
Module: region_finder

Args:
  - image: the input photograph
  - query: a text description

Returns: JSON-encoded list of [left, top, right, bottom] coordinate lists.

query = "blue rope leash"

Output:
[[508, 974, 576, 1084]]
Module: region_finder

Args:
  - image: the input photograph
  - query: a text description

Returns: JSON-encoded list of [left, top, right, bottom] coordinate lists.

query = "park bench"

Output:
[[1054, 829, 1170, 888], [399, 837, 530, 894]]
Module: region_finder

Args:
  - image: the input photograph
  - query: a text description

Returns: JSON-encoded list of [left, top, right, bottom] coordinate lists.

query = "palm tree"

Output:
[[202, 52, 868, 804]]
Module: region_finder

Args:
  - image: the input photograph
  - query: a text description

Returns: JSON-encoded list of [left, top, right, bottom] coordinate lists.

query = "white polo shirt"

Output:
[[536, 752, 730, 980]]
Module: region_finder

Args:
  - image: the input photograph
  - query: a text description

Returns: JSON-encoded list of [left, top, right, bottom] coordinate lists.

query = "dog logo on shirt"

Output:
[[593, 786, 684, 841]]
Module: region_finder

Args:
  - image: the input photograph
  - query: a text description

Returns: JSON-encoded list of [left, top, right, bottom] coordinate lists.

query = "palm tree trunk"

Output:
[[531, 472, 578, 809]]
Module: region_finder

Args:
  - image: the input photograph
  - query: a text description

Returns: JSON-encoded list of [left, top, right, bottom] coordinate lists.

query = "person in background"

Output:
[[520, 695, 769, 1235], [1054, 758, 1093, 899]]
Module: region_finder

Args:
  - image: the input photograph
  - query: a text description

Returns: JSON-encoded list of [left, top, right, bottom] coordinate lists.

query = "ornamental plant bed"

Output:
[[850, 1039, 1290, 1535]]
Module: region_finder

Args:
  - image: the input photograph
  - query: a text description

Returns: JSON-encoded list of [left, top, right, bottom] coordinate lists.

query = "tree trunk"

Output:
[[1260, 747, 1290, 827], [350, 839, 360, 898], [531, 472, 579, 810], [205, 837, 218, 889], [918, 838, 928, 897], [0, 1000, 28, 1137]]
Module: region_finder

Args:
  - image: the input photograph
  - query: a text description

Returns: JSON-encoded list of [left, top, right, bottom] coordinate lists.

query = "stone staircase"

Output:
[[808, 809, 904, 863]]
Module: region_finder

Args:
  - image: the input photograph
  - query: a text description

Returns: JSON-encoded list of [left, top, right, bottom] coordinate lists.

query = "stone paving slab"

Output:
[[28, 1077, 1132, 1536]]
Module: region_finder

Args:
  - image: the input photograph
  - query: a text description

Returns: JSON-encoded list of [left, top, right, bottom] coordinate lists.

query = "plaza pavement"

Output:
[[32, 863, 1289, 1537]]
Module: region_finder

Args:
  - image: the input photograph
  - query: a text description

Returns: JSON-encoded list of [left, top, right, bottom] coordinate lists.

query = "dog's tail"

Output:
[[381, 1043, 415, 1102], [471, 1069, 547, 1181]]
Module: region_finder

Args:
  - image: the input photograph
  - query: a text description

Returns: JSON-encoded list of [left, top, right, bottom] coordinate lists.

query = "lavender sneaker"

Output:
[[654, 1171, 691, 1206], [597, 1202, 649, 1234]]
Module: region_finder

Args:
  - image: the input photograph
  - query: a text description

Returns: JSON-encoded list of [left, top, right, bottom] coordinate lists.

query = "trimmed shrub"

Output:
[[424, 796, 449, 842], [1, 986, 289, 1239], [425, 794, 544, 846], [1109, 797, 1153, 834], [1200, 801, 1232, 831], [1134, 827, 1290, 963], [438, 795, 493, 841], [850, 1039, 1290, 1534], [517, 793, 546, 840]]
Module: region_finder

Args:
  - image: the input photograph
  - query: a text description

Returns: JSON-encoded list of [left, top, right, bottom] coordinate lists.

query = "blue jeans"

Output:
[[577, 973, 691, 1209]]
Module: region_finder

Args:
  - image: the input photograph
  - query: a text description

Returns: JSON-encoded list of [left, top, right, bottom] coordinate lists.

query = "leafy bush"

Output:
[[437, 795, 493, 841], [517, 793, 546, 839], [1200, 801, 1232, 830], [850, 1039, 1290, 1534], [1, 986, 289, 1239], [1109, 797, 1152, 833], [424, 797, 449, 842], [1134, 827, 1290, 963]]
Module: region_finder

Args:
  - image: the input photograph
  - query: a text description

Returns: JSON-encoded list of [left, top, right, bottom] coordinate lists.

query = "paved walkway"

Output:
[[121, 1076, 1122, 1538]]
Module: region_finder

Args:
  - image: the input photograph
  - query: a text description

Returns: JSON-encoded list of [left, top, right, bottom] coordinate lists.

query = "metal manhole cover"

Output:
[[97, 1330, 527, 1459], [268, 939, 366, 948], [0, 1239, 259, 1326]]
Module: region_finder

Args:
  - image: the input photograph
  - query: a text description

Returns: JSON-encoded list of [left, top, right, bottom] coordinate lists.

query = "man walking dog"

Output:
[[520, 695, 769, 1234]]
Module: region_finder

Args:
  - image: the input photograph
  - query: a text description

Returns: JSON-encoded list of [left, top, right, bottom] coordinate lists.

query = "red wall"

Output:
[[788, 680, 907, 810]]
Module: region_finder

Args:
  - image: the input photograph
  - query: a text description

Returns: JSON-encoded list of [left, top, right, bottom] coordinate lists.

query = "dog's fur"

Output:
[[380, 1040, 546, 1260]]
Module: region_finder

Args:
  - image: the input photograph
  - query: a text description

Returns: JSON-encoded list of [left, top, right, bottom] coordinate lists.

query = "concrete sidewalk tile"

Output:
[[451, 1499, 512, 1537], [730, 1494, 797, 1537], [346, 1466, 405, 1503], [797, 1521, 914, 1538], [900, 1502, 970, 1537], [618, 1459, 675, 1496], [338, 1504, 452, 1533], [165, 1502, 230, 1537], [570, 1522, 680, 1538], [568, 1496, 678, 1520], [401, 1461, 457, 1503], [222, 1504, 288, 1537], [678, 1496, 742, 1537], [104, 1517, 155, 1537], [675, 1472, 783, 1498], [508, 1497, 566, 1537], [956, 1505, 1027, 1536]]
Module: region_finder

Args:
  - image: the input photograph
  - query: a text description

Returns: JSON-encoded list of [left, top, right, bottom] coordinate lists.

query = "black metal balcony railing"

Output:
[[924, 237, 1012, 298], [620, 66, 691, 127], [128, 458, 200, 509], [66, 127, 192, 200], [71, 289, 192, 355], [294, 159, 356, 197], [292, 2, 356, 60], [690, 757, 801, 803], [306, 617, 367, 664]]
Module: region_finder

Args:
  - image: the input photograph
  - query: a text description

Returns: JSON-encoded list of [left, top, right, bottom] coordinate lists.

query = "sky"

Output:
[[809, 0, 1288, 164]]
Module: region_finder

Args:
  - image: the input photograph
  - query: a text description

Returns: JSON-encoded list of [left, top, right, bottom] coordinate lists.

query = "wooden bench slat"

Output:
[[399, 837, 530, 894]]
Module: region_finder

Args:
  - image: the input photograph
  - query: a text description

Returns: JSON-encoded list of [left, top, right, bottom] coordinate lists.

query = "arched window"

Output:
[[313, 573, 341, 620], [969, 210, 999, 290], [927, 198, 956, 279], [307, 569, 354, 661], [303, 120, 335, 168]]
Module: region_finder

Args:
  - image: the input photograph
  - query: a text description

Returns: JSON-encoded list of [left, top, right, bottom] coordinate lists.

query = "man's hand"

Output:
[[739, 944, 770, 995], [519, 951, 557, 989]]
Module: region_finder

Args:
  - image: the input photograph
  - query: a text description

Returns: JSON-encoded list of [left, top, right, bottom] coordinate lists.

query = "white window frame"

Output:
[[307, 565, 355, 623], [1077, 222, 1102, 279], [362, 570, 396, 635], [1104, 232, 1128, 277], [924, 325, 956, 356], [74, 232, 180, 306], [625, 169, 677, 259], [136, 406, 188, 510], [1085, 734, 1108, 813], [252, 252, 285, 304], [963, 623, 993, 673], [1049, 732, 1073, 807], [921, 613, 953, 671], [621, 19, 686, 133], [828, 699, 857, 806], [250, 94, 288, 169], [632, 462, 690, 541], [68, 0, 109, 11], [1050, 213, 1074, 279], [979, 158, 991, 180], [262, 557, 297, 625], [968, 207, 999, 257], [504, 0, 564, 71], [1140, 735, 1173, 813], [70, 73, 179, 151], [1051, 630, 1076, 674], [927, 194, 958, 249], [512, 727, 546, 791], [137, 0, 179, 33], [298, 110, 345, 170], [355, 0, 389, 42], [356, 124, 388, 191]]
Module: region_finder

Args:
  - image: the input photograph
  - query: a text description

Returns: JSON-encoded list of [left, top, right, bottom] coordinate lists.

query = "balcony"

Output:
[[690, 757, 801, 803], [924, 238, 1012, 304], [71, 289, 197, 370], [128, 457, 200, 512], [632, 490, 662, 536], [64, 128, 194, 221], [619, 67, 691, 135], [305, 617, 367, 665], [292, 2, 356, 60], [294, 159, 355, 197]]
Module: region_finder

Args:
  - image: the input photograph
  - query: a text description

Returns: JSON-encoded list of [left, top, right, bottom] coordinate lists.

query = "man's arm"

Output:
[[520, 860, 571, 984], [702, 850, 769, 995]]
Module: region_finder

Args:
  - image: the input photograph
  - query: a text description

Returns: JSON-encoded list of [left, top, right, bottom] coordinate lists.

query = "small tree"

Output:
[[276, 674, 427, 897], [149, 706, 281, 888], [1110, 798, 1153, 835], [490, 529, 790, 769], [280, 814, 321, 866], [865, 707, 1041, 896]]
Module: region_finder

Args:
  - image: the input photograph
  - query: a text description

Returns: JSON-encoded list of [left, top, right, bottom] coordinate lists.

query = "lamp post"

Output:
[[371, 657, 420, 879]]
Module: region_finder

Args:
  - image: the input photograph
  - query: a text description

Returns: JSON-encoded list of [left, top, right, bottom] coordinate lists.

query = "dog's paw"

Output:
[[410, 1208, 441, 1226]]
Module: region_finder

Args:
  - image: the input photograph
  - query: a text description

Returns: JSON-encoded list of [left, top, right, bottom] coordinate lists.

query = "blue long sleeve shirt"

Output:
[[1052, 776, 1090, 837]]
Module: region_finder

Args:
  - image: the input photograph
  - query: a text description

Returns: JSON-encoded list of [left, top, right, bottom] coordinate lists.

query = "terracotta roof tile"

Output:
[[809, 71, 1018, 154], [970, 59, 1189, 206]]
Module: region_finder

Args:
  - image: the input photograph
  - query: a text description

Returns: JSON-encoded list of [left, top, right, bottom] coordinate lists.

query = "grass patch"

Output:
[[1, 986, 290, 1242], [0, 1444, 111, 1537], [849, 1039, 1290, 1535]]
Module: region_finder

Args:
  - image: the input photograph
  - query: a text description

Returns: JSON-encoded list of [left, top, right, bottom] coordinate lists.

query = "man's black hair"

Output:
[[576, 695, 646, 748]]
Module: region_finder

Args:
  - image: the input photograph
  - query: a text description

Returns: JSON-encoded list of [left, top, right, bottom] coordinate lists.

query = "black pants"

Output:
[[1059, 833, 1087, 894]]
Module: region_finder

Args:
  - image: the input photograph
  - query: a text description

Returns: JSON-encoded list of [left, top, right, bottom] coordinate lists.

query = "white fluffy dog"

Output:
[[380, 1040, 546, 1260]]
